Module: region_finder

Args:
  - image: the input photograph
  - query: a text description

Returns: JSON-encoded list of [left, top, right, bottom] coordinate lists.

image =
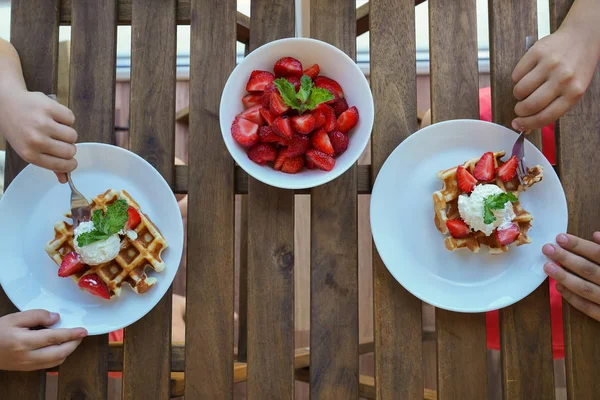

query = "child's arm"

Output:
[[511, 0, 600, 131], [0, 38, 78, 183]]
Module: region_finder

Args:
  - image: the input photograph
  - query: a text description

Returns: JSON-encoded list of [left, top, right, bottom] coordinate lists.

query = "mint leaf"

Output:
[[483, 192, 519, 224], [92, 209, 103, 230], [297, 75, 313, 104], [483, 208, 496, 225], [305, 87, 334, 110], [274, 78, 301, 110], [77, 230, 110, 247], [104, 199, 129, 235]]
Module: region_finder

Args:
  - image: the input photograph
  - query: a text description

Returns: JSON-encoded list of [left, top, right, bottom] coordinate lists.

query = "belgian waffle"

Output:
[[433, 151, 543, 254], [45, 189, 167, 298]]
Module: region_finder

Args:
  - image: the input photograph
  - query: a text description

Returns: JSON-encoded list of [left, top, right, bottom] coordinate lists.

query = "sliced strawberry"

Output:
[[78, 274, 110, 299], [305, 157, 316, 169], [125, 206, 141, 230], [262, 82, 277, 108], [495, 223, 520, 245], [239, 105, 264, 126], [497, 156, 519, 182], [314, 104, 336, 132], [291, 114, 316, 135], [246, 70, 275, 92], [247, 143, 277, 165], [314, 76, 344, 100], [331, 98, 349, 117], [242, 93, 263, 109], [456, 165, 477, 193], [281, 155, 305, 174], [311, 129, 335, 156], [329, 130, 349, 156], [259, 107, 276, 126], [231, 116, 259, 147], [274, 57, 303, 78], [258, 125, 284, 144], [446, 219, 471, 239], [270, 92, 290, 116], [336, 106, 359, 133], [473, 152, 495, 182], [272, 116, 294, 140], [274, 150, 287, 171], [303, 64, 320, 80], [306, 149, 335, 171], [312, 106, 327, 128], [285, 135, 310, 157], [58, 251, 86, 278], [286, 76, 301, 92]]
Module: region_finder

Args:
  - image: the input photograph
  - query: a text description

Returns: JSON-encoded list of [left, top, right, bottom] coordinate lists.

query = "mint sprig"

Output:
[[76, 199, 129, 247], [274, 75, 334, 114], [483, 192, 519, 224]]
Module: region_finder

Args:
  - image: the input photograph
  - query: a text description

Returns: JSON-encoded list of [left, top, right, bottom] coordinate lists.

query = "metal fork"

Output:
[[47, 94, 91, 228], [511, 35, 536, 185]]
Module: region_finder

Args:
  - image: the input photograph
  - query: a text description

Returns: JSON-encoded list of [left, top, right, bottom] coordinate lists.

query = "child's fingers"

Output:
[[37, 153, 78, 173], [514, 80, 560, 117], [544, 261, 600, 304], [24, 327, 87, 350], [557, 284, 600, 322], [43, 139, 77, 161], [51, 123, 78, 144], [27, 338, 83, 368], [555, 233, 600, 265], [55, 172, 68, 184], [543, 243, 600, 286], [593, 232, 600, 245], [511, 46, 540, 84], [9, 310, 59, 328], [48, 101, 75, 126], [511, 95, 570, 131], [513, 64, 548, 101]]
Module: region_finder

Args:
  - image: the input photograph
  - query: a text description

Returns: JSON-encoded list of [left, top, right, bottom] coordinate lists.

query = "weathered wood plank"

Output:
[[551, 1, 600, 398], [0, 1, 59, 396], [184, 0, 236, 398], [246, 2, 296, 399], [56, 2, 117, 398], [370, 0, 423, 399], [310, 1, 359, 399], [122, 0, 176, 398], [429, 0, 488, 398], [489, 1, 555, 398]]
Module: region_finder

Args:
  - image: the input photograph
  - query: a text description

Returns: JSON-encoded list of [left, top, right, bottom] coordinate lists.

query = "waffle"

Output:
[[433, 151, 544, 254], [45, 189, 167, 298]]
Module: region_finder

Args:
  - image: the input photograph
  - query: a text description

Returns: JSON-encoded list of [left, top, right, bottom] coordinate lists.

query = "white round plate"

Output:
[[0, 143, 184, 334], [370, 120, 568, 312]]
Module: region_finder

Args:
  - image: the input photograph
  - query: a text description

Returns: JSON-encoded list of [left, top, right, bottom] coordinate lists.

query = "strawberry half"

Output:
[[272, 117, 294, 140], [262, 82, 277, 108], [259, 107, 276, 126], [246, 70, 275, 92], [291, 114, 316, 135], [473, 152, 495, 182], [239, 105, 264, 126], [446, 219, 471, 239], [336, 106, 359, 133], [311, 129, 335, 156], [274, 150, 287, 171], [314, 104, 336, 132], [270, 92, 290, 116], [286, 76, 301, 92], [58, 251, 86, 278], [306, 149, 335, 171], [285, 135, 310, 157], [456, 165, 477, 193], [329, 130, 349, 155], [231, 116, 259, 148], [314, 76, 344, 100], [78, 274, 110, 299], [248, 143, 277, 165], [258, 126, 284, 145], [331, 98, 349, 117], [497, 156, 518, 182], [125, 206, 141, 230], [281, 155, 305, 174], [242, 94, 263, 109], [495, 223, 520, 245], [312, 106, 327, 128], [303, 64, 320, 80], [274, 57, 303, 78]]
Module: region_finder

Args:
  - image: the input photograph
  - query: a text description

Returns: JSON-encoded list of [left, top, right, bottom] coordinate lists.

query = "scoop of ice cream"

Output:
[[73, 221, 121, 265], [457, 184, 516, 236]]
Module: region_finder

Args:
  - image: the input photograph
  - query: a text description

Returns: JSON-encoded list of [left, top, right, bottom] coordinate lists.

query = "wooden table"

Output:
[[1, 0, 599, 399]]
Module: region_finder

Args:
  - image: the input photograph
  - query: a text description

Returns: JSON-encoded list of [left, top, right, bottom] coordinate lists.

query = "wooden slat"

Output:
[[122, 1, 176, 398], [246, 1, 296, 399], [489, 2, 555, 399], [184, 0, 236, 398], [0, 1, 59, 397], [551, 1, 600, 398], [429, 0, 488, 398], [237, 195, 249, 362], [356, 2, 369, 37], [310, 1, 359, 399], [370, 0, 422, 399], [56, 1, 116, 398]]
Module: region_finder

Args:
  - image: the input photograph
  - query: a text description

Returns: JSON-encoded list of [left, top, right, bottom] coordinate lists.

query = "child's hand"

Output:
[[542, 232, 600, 322], [0, 90, 78, 184], [511, 26, 600, 131], [0, 310, 86, 371]]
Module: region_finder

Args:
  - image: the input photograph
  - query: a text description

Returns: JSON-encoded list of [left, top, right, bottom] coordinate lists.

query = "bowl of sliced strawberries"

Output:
[[220, 37, 374, 189]]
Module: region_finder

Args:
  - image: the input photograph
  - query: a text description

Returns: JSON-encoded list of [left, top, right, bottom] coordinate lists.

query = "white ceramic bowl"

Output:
[[219, 37, 374, 189]]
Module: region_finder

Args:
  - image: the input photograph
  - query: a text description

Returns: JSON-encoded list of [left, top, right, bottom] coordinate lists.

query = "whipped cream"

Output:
[[457, 184, 516, 236], [73, 221, 121, 265]]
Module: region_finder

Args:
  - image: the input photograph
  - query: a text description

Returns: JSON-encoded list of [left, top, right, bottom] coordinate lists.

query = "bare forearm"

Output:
[[0, 38, 26, 94], [560, 0, 600, 61]]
